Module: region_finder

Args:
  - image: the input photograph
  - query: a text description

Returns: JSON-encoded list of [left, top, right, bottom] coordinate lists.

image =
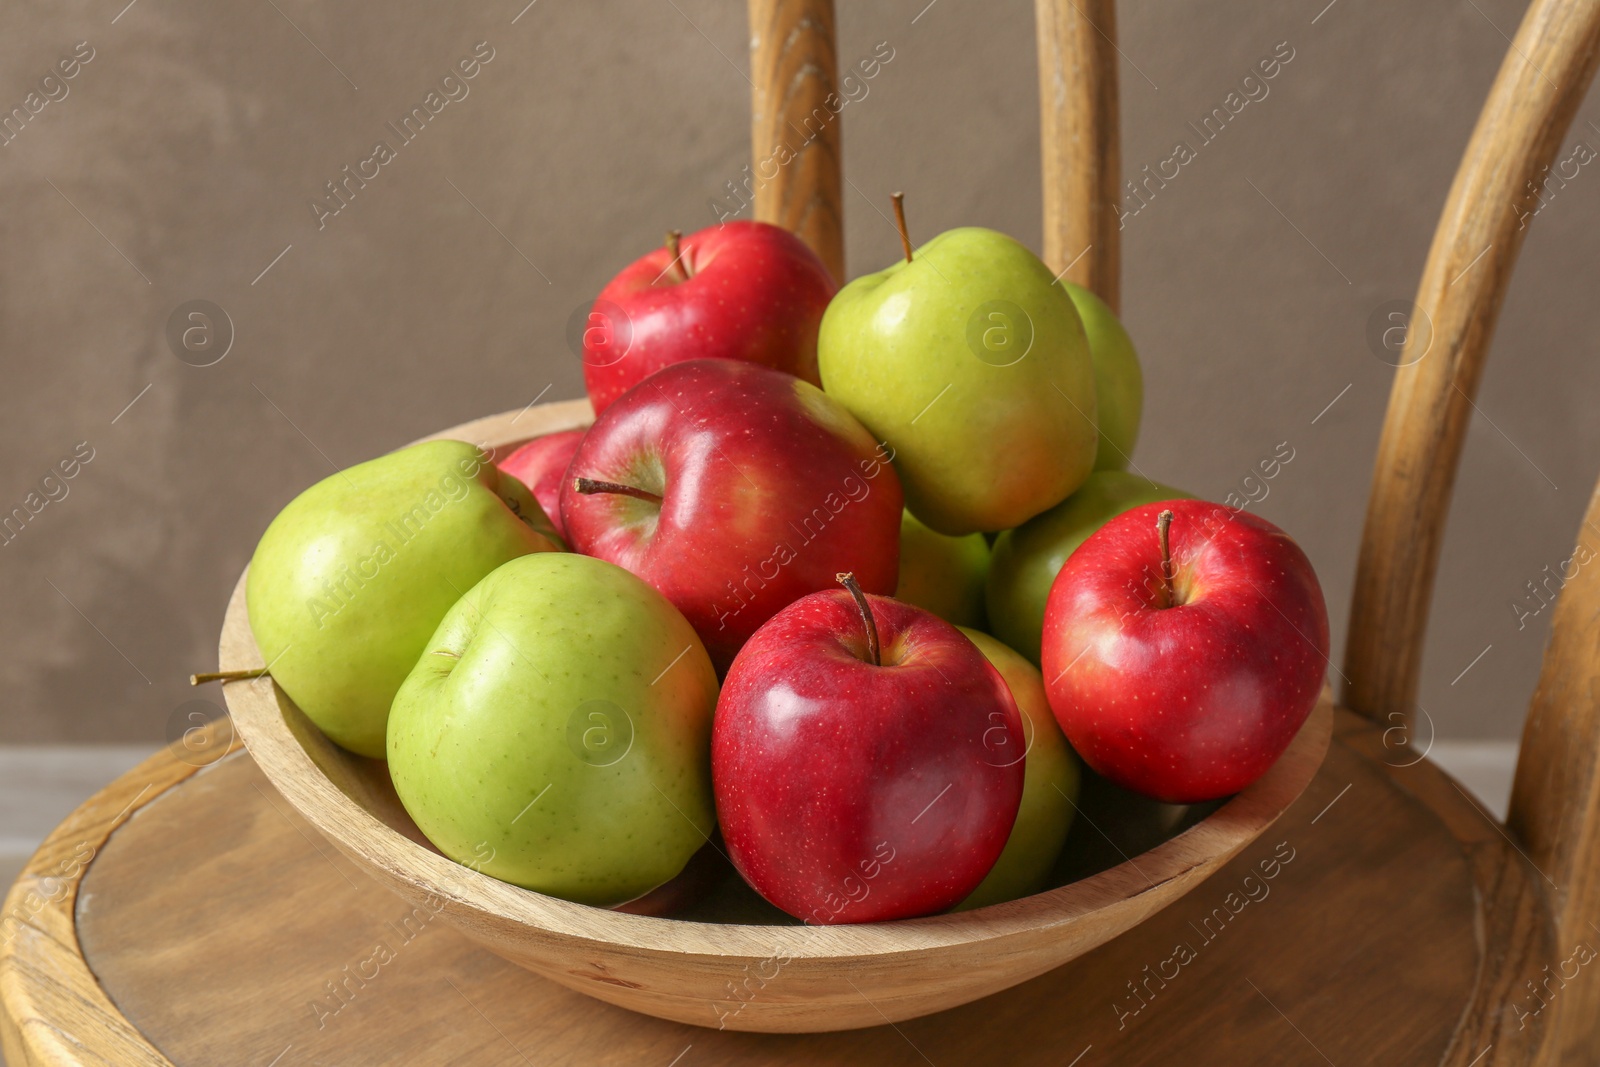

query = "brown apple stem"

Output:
[[665, 229, 691, 281], [836, 572, 881, 666], [573, 477, 664, 506], [191, 668, 271, 686], [891, 192, 913, 263], [1157, 509, 1175, 604]]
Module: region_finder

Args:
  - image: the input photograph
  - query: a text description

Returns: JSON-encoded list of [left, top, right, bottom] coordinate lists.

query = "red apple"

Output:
[[497, 429, 584, 541], [1041, 500, 1328, 803], [713, 577, 1025, 923], [561, 359, 901, 671], [580, 220, 837, 414]]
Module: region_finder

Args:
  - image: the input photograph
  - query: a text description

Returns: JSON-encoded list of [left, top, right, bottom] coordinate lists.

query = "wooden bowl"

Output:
[[220, 401, 1333, 1033]]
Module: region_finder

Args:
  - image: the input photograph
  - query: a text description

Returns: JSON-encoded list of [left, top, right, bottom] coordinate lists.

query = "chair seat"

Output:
[[0, 708, 1552, 1066]]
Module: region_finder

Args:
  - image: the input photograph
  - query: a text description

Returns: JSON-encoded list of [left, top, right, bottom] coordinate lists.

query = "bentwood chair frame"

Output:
[[3, 0, 1600, 1063]]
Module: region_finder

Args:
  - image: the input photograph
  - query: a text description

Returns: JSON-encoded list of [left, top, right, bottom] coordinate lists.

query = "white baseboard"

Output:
[[0, 746, 155, 893]]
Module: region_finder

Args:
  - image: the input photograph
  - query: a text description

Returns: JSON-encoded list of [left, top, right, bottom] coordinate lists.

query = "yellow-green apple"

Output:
[[895, 509, 989, 628], [956, 627, 1079, 910], [246, 440, 562, 757], [387, 553, 719, 906], [817, 211, 1097, 535], [581, 220, 837, 414], [1042, 501, 1328, 803], [987, 471, 1190, 664], [562, 359, 902, 672], [712, 576, 1024, 923], [497, 429, 584, 540], [1060, 281, 1142, 471]]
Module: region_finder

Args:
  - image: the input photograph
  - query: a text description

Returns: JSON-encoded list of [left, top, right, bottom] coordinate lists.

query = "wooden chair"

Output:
[[5, 0, 1600, 1063]]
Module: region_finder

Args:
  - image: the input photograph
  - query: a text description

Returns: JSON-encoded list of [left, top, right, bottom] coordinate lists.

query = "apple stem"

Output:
[[836, 572, 881, 666], [573, 477, 664, 506], [665, 229, 691, 281], [190, 668, 270, 686], [1157, 509, 1175, 604], [891, 192, 913, 263]]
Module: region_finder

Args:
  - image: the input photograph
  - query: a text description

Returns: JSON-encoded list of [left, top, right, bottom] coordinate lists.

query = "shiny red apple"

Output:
[[496, 429, 584, 541], [1041, 500, 1328, 803], [713, 577, 1025, 924], [580, 220, 837, 414], [561, 359, 901, 671]]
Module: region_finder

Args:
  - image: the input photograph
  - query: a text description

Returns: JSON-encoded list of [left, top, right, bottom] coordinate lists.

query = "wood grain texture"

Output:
[[1342, 0, 1600, 727], [748, 0, 845, 283], [65, 713, 1504, 1066], [0, 721, 240, 1067], [1507, 481, 1600, 1063], [1336, 717, 1558, 1066], [217, 403, 1332, 1033], [1035, 0, 1120, 310]]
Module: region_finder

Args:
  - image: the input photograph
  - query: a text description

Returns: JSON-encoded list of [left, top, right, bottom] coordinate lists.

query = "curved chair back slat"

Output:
[[748, 0, 845, 283], [1511, 482, 1600, 1061], [1325, 0, 1600, 1055], [1342, 0, 1600, 728], [1036, 0, 1121, 310]]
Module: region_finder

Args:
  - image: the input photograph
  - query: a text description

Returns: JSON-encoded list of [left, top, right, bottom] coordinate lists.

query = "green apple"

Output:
[[1060, 281, 1143, 471], [957, 627, 1078, 910], [386, 553, 719, 906], [895, 509, 989, 628], [818, 226, 1098, 535], [986, 471, 1189, 664], [246, 439, 562, 757]]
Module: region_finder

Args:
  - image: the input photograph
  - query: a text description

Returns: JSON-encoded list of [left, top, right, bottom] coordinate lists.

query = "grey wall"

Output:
[[1, 0, 1595, 744]]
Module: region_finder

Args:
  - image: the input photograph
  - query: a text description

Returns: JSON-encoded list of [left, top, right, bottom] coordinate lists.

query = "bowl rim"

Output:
[[221, 399, 1333, 963]]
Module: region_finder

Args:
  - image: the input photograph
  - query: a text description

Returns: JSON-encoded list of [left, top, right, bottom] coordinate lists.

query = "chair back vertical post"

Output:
[[1341, 0, 1600, 730], [1036, 0, 1120, 310], [748, 0, 845, 283], [1511, 494, 1600, 1062]]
